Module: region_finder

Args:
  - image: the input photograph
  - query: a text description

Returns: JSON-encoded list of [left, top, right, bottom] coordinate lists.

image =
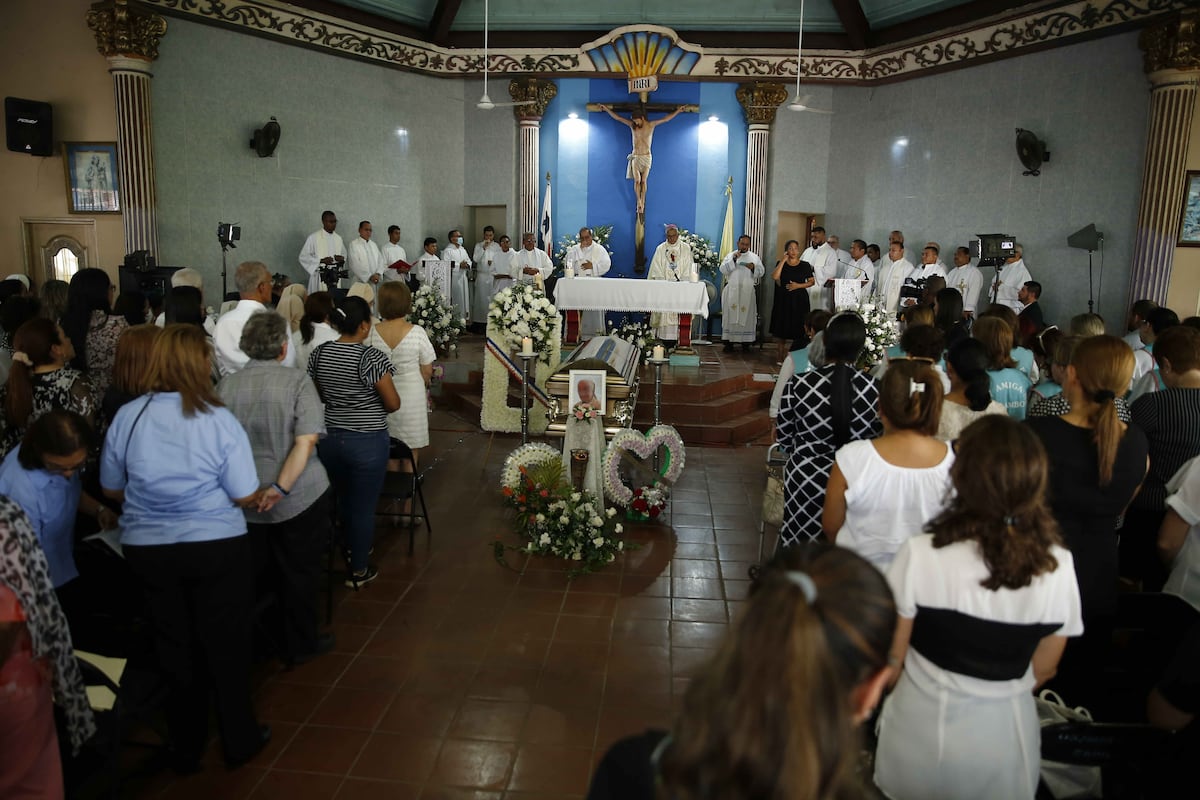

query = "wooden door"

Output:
[[21, 217, 99, 288]]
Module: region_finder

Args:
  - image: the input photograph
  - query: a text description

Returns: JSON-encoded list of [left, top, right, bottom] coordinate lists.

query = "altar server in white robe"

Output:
[[801, 226, 836, 310], [298, 210, 346, 294], [946, 245, 984, 317], [380, 224, 409, 286], [415, 237, 441, 286], [491, 235, 516, 298], [719, 234, 764, 350], [841, 239, 875, 297], [442, 228, 471, 322], [874, 242, 912, 316], [513, 232, 553, 286], [564, 226, 612, 336], [346, 220, 385, 286], [992, 243, 1031, 312], [827, 235, 853, 277], [647, 224, 695, 341], [471, 225, 501, 326]]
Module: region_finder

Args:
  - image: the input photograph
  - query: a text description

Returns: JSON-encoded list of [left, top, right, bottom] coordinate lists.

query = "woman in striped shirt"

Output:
[[308, 295, 400, 588]]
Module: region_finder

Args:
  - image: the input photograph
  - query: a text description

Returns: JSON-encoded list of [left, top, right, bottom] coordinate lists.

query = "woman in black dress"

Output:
[[770, 239, 815, 362]]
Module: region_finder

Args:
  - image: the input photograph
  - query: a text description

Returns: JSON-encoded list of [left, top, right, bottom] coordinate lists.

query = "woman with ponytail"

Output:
[[0, 318, 96, 458], [1026, 334, 1148, 710], [825, 359, 952, 571], [776, 313, 881, 548], [588, 543, 896, 800], [61, 268, 127, 397], [936, 338, 1005, 441], [295, 291, 338, 366], [875, 416, 1083, 800]]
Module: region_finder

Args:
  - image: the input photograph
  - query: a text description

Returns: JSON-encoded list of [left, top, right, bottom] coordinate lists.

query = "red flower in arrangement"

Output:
[[517, 494, 526, 503], [540, 489, 549, 498], [632, 498, 648, 513], [502, 487, 514, 497], [649, 506, 661, 519], [529, 515, 536, 523]]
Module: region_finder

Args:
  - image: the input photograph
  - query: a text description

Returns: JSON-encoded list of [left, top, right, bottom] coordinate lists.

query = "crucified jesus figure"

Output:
[[598, 104, 686, 216]]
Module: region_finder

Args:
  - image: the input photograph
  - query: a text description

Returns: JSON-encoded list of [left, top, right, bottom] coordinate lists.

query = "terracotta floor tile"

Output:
[[335, 778, 422, 799], [350, 732, 442, 782], [520, 704, 600, 749], [596, 706, 672, 751], [716, 542, 762, 562], [552, 614, 613, 644], [723, 579, 751, 600], [506, 745, 595, 794], [611, 617, 669, 646], [255, 681, 328, 724], [481, 637, 551, 671], [158, 766, 267, 799], [673, 542, 719, 559], [361, 628, 436, 659], [380, 602, 447, 632], [419, 788, 503, 800], [377, 693, 460, 737], [620, 574, 670, 597], [448, 699, 530, 741], [544, 641, 610, 672], [403, 659, 479, 698], [533, 669, 606, 709], [671, 559, 720, 579], [492, 612, 558, 641], [560, 592, 617, 617], [671, 598, 728, 623], [420, 632, 492, 663], [273, 724, 369, 773], [337, 654, 414, 692], [329, 624, 377, 654], [516, 569, 574, 591], [468, 665, 542, 703], [670, 577, 726, 599], [336, 598, 397, 627], [668, 621, 728, 648], [308, 687, 396, 730], [614, 596, 671, 620], [562, 571, 622, 594], [506, 588, 566, 614], [671, 647, 718, 678], [429, 739, 517, 790], [670, 526, 716, 543], [275, 652, 354, 688], [250, 770, 343, 799]]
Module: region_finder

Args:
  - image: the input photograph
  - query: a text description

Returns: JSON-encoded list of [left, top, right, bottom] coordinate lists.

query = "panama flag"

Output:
[[539, 180, 553, 261], [719, 177, 735, 260]]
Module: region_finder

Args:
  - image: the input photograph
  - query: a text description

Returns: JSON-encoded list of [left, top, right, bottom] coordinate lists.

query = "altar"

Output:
[[553, 277, 709, 344]]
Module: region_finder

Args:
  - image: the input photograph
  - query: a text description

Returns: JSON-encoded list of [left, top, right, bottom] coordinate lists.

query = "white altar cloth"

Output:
[[553, 277, 709, 318]]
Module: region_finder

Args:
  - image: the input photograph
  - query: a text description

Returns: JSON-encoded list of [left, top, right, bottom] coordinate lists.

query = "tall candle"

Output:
[[521, 337, 533, 356], [652, 345, 665, 361], [564, 267, 574, 278], [689, 270, 698, 283]]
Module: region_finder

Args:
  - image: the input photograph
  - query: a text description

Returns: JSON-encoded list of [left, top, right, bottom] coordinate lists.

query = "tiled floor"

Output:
[[118, 356, 773, 799]]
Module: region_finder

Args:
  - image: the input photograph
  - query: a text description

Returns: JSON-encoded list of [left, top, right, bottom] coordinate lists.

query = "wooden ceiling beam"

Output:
[[427, 0, 464, 45], [829, 0, 871, 50]]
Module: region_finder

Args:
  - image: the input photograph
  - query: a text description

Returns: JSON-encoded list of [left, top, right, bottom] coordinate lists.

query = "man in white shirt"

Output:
[[415, 237, 441, 287], [380, 224, 410, 287], [647, 224, 695, 342], [842, 239, 875, 297], [298, 210, 346, 294], [867, 243, 882, 268], [945, 246, 984, 318], [513, 232, 553, 286], [924, 241, 949, 274], [214, 261, 298, 375], [565, 226, 613, 336], [827, 235, 852, 278], [346, 220, 384, 287], [471, 226, 501, 331], [491, 235, 516, 297], [801, 226, 836, 311], [719, 234, 764, 351], [442, 228, 471, 323], [874, 242, 912, 316], [878, 230, 904, 271], [992, 243, 1031, 312]]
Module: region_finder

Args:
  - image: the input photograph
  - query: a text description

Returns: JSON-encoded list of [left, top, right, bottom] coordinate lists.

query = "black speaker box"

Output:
[[5, 97, 53, 157]]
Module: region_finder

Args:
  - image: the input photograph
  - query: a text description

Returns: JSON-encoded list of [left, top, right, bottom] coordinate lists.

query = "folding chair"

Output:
[[377, 438, 432, 556]]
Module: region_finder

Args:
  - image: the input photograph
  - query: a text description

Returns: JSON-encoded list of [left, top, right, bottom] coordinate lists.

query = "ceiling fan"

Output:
[[785, 0, 832, 114], [476, 0, 535, 110]]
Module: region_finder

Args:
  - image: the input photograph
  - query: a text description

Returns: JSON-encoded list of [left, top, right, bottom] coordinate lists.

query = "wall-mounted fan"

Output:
[[250, 116, 280, 157], [1015, 128, 1049, 176], [476, 0, 535, 110]]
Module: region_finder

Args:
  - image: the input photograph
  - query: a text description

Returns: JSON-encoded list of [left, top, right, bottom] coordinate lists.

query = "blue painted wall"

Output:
[[542, 79, 747, 278]]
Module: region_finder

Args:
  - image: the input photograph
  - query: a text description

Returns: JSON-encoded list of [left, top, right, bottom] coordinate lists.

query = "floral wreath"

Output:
[[500, 443, 562, 492], [409, 283, 465, 352], [602, 425, 686, 506]]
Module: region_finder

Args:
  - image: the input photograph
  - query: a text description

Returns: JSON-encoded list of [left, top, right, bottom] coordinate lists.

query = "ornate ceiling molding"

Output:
[[736, 83, 790, 125], [508, 78, 558, 120], [1140, 9, 1200, 74], [88, 0, 168, 61], [141, 0, 1191, 83]]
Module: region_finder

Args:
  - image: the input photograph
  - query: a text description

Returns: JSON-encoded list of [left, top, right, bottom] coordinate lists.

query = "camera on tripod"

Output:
[[900, 279, 926, 301], [319, 262, 348, 291]]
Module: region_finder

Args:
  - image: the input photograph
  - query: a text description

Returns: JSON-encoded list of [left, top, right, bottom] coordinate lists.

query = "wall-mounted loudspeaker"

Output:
[[5, 97, 53, 156]]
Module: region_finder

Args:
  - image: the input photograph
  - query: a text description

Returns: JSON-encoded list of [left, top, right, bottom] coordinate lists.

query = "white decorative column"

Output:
[[1129, 11, 1199, 303], [736, 83, 788, 257], [510, 79, 557, 239], [87, 0, 166, 258]]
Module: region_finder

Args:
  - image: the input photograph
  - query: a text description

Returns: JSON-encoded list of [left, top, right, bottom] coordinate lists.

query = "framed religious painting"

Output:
[[63, 142, 120, 214], [1180, 171, 1200, 246]]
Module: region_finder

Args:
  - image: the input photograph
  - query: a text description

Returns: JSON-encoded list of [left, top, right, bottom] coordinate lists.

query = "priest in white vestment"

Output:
[[513, 232, 554, 286], [801, 226, 836, 311], [415, 237, 442, 288], [827, 235, 853, 278], [298, 210, 346, 294], [647, 224, 695, 341], [719, 235, 764, 349], [442, 228, 471, 322], [491, 235, 516, 298], [945, 246, 984, 317], [379, 225, 409, 286], [841, 239, 875, 297], [874, 242, 912, 315], [346, 220, 385, 288], [471, 226, 501, 326], [564, 227, 612, 336], [992, 245, 1031, 312], [900, 248, 947, 309]]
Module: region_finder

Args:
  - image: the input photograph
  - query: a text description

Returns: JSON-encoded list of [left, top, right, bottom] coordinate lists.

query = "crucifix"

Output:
[[586, 101, 699, 272]]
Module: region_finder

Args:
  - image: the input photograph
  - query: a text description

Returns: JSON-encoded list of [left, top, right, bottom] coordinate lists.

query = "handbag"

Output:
[[1036, 689, 1103, 799]]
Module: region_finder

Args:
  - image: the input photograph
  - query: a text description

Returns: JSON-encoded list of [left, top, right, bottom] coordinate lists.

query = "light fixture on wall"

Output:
[[250, 117, 281, 157]]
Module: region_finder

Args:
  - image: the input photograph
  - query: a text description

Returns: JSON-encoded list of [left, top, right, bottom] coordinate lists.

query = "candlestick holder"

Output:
[[518, 352, 537, 444], [648, 355, 668, 470]]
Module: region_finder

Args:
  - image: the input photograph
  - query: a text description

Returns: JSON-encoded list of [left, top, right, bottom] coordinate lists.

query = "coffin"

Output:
[[545, 336, 641, 438]]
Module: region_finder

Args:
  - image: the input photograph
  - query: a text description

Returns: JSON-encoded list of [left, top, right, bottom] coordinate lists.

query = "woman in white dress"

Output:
[[296, 292, 339, 367], [367, 282, 435, 454], [825, 359, 953, 571], [875, 415, 1083, 800]]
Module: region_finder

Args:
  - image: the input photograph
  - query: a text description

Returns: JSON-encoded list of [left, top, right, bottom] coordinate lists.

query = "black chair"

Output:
[[377, 438, 432, 556]]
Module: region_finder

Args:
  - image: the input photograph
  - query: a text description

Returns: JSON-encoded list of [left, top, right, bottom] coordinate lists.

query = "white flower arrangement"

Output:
[[487, 283, 559, 362], [602, 425, 686, 507], [408, 284, 465, 353], [481, 316, 562, 434], [500, 443, 562, 491], [851, 303, 899, 371], [674, 228, 720, 282], [554, 224, 615, 268], [608, 315, 655, 363]]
